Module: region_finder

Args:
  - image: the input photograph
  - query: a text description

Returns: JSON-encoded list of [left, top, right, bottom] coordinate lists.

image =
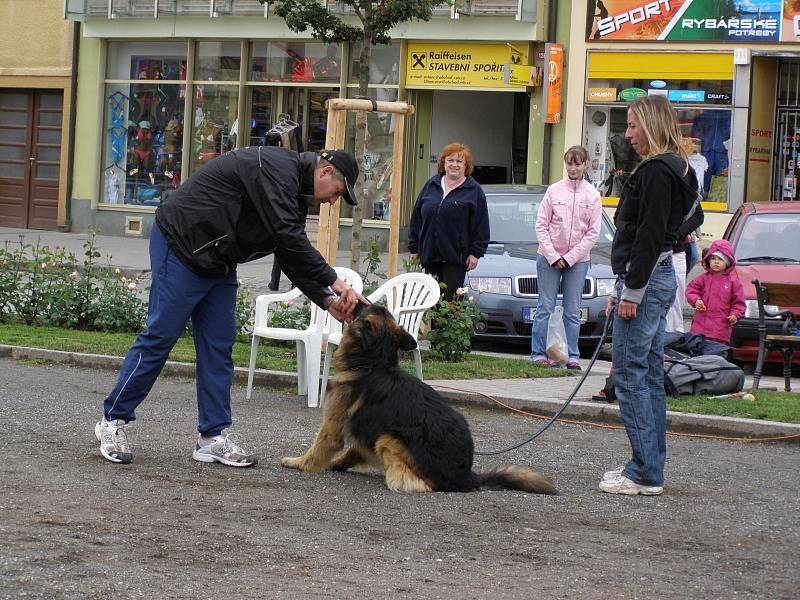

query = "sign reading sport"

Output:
[[586, 0, 799, 43], [406, 43, 528, 89]]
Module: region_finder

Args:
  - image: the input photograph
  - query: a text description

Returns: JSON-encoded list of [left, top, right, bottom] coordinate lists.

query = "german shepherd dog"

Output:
[[281, 304, 557, 494]]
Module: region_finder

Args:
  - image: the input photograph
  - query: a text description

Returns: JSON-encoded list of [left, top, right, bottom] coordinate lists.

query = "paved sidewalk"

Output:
[[0, 226, 392, 293], [2, 226, 798, 440]]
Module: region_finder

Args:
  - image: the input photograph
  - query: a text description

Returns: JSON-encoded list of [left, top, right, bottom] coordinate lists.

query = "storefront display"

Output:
[[102, 42, 187, 206], [250, 41, 341, 84], [583, 52, 734, 206]]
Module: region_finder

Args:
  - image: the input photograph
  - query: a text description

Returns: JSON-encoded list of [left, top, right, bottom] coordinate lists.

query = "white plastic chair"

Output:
[[246, 266, 363, 408], [319, 272, 440, 406]]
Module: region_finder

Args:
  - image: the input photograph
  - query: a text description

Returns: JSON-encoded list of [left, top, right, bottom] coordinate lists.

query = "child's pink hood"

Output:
[[703, 239, 737, 274]]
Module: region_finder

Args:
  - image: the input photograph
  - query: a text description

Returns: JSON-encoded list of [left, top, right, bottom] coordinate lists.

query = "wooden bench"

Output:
[[752, 280, 800, 392]]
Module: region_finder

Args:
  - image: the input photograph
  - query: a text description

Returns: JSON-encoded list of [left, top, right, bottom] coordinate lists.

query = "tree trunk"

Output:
[[349, 27, 373, 272]]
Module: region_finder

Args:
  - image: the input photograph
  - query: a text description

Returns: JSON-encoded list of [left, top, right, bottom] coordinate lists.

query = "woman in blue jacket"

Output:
[[408, 142, 490, 299]]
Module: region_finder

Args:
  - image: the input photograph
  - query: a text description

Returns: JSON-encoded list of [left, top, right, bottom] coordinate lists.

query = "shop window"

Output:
[[583, 78, 732, 204], [102, 42, 189, 206], [337, 110, 395, 223], [107, 41, 187, 80], [195, 41, 241, 81], [102, 82, 186, 206], [249, 42, 342, 84], [189, 84, 239, 173], [348, 42, 400, 88]]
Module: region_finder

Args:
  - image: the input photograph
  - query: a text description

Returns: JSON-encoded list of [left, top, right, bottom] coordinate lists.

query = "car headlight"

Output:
[[595, 278, 616, 297], [744, 299, 780, 319], [468, 276, 512, 295]]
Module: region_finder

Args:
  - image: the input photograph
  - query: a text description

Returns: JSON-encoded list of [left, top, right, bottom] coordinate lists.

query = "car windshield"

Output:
[[486, 194, 614, 243], [734, 213, 800, 262]]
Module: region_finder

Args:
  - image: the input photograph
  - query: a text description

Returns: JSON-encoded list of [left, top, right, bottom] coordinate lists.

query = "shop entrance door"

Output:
[[774, 109, 800, 201], [247, 86, 338, 153], [0, 89, 62, 229]]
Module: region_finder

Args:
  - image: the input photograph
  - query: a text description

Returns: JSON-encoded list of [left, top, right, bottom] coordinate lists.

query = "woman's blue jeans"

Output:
[[530, 255, 590, 362], [612, 260, 677, 487]]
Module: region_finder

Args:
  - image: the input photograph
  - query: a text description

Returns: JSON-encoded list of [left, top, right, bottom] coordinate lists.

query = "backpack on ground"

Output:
[[663, 355, 744, 397]]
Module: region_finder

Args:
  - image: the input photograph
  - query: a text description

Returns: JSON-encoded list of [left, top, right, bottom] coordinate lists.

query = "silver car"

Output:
[[467, 184, 616, 353]]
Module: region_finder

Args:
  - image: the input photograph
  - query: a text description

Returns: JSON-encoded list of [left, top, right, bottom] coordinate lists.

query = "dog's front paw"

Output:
[[281, 455, 330, 472], [280, 455, 308, 470]]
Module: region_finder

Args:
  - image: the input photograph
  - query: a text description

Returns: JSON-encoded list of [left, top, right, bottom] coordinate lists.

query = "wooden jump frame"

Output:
[[315, 98, 415, 278]]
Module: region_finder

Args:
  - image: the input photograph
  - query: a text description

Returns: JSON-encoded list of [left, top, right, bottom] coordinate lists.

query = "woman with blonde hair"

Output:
[[408, 142, 490, 299], [601, 95, 700, 496]]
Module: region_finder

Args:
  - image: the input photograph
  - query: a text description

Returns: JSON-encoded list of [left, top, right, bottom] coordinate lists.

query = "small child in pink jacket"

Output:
[[685, 239, 746, 344]]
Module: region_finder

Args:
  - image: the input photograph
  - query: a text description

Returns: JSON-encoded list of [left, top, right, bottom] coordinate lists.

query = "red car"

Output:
[[723, 202, 800, 365]]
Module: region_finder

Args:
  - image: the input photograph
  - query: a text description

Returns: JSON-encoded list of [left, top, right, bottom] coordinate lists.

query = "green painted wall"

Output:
[[526, 0, 572, 185], [72, 35, 103, 203], [412, 90, 432, 198], [548, 0, 571, 183]]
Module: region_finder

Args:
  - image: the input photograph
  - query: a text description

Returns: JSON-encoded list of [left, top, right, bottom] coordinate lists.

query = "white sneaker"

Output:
[[192, 432, 257, 467], [602, 466, 625, 481], [95, 418, 133, 464], [599, 474, 663, 496]]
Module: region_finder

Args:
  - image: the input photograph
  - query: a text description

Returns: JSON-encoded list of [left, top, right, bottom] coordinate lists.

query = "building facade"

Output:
[[0, 0, 77, 231], [63, 0, 565, 245], [562, 0, 800, 238]]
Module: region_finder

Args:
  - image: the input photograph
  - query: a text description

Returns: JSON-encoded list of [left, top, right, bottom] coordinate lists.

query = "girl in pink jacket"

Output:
[[531, 146, 602, 370], [685, 238, 746, 344]]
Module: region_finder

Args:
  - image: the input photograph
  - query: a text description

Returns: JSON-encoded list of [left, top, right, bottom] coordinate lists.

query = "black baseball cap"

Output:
[[319, 149, 358, 206]]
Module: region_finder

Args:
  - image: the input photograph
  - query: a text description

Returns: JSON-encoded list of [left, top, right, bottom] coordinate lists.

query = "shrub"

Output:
[[360, 237, 386, 295], [267, 298, 311, 330], [427, 287, 485, 362], [0, 231, 148, 333]]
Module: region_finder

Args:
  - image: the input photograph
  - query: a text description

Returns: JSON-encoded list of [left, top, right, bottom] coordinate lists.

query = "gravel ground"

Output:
[[1, 358, 798, 600]]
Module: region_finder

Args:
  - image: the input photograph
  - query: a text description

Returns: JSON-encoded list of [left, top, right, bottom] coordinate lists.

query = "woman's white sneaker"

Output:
[[598, 474, 663, 496], [602, 466, 625, 481], [95, 417, 133, 464]]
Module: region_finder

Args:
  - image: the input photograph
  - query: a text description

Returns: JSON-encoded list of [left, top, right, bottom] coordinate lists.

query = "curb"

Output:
[[432, 388, 800, 441], [2, 344, 798, 443], [0, 344, 295, 389]]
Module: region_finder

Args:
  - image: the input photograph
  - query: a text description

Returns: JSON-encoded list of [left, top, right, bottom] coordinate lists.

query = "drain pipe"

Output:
[[540, 0, 558, 184], [62, 21, 80, 232]]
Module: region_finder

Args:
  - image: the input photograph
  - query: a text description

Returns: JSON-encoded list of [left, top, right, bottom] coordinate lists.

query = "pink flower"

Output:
[[41, 262, 47, 269], [70, 271, 80, 281], [456, 287, 468, 296], [283, 300, 294, 307], [128, 282, 137, 290], [121, 276, 127, 283]]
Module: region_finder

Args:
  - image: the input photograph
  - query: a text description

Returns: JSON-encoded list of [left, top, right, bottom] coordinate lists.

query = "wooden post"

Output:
[[315, 104, 339, 259], [316, 98, 415, 275], [325, 108, 347, 264], [387, 114, 405, 277]]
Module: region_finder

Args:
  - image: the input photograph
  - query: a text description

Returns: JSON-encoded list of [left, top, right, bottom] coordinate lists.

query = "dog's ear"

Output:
[[391, 322, 418, 352], [352, 300, 370, 320]]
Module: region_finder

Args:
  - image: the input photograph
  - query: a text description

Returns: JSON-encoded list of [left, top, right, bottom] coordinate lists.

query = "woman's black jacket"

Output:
[[407, 174, 490, 268], [611, 153, 699, 302]]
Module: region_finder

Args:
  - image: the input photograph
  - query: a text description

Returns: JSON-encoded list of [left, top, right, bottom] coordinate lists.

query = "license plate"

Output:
[[523, 307, 588, 323]]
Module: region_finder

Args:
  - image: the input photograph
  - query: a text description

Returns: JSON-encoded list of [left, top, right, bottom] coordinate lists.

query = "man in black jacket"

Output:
[[95, 147, 366, 467]]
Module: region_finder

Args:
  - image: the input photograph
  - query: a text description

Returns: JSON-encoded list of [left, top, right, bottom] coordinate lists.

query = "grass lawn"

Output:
[[2, 324, 798, 423], [0, 323, 570, 381], [667, 391, 800, 425]]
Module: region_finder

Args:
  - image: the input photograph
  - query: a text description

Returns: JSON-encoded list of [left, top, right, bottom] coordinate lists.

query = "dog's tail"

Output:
[[474, 466, 557, 495]]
